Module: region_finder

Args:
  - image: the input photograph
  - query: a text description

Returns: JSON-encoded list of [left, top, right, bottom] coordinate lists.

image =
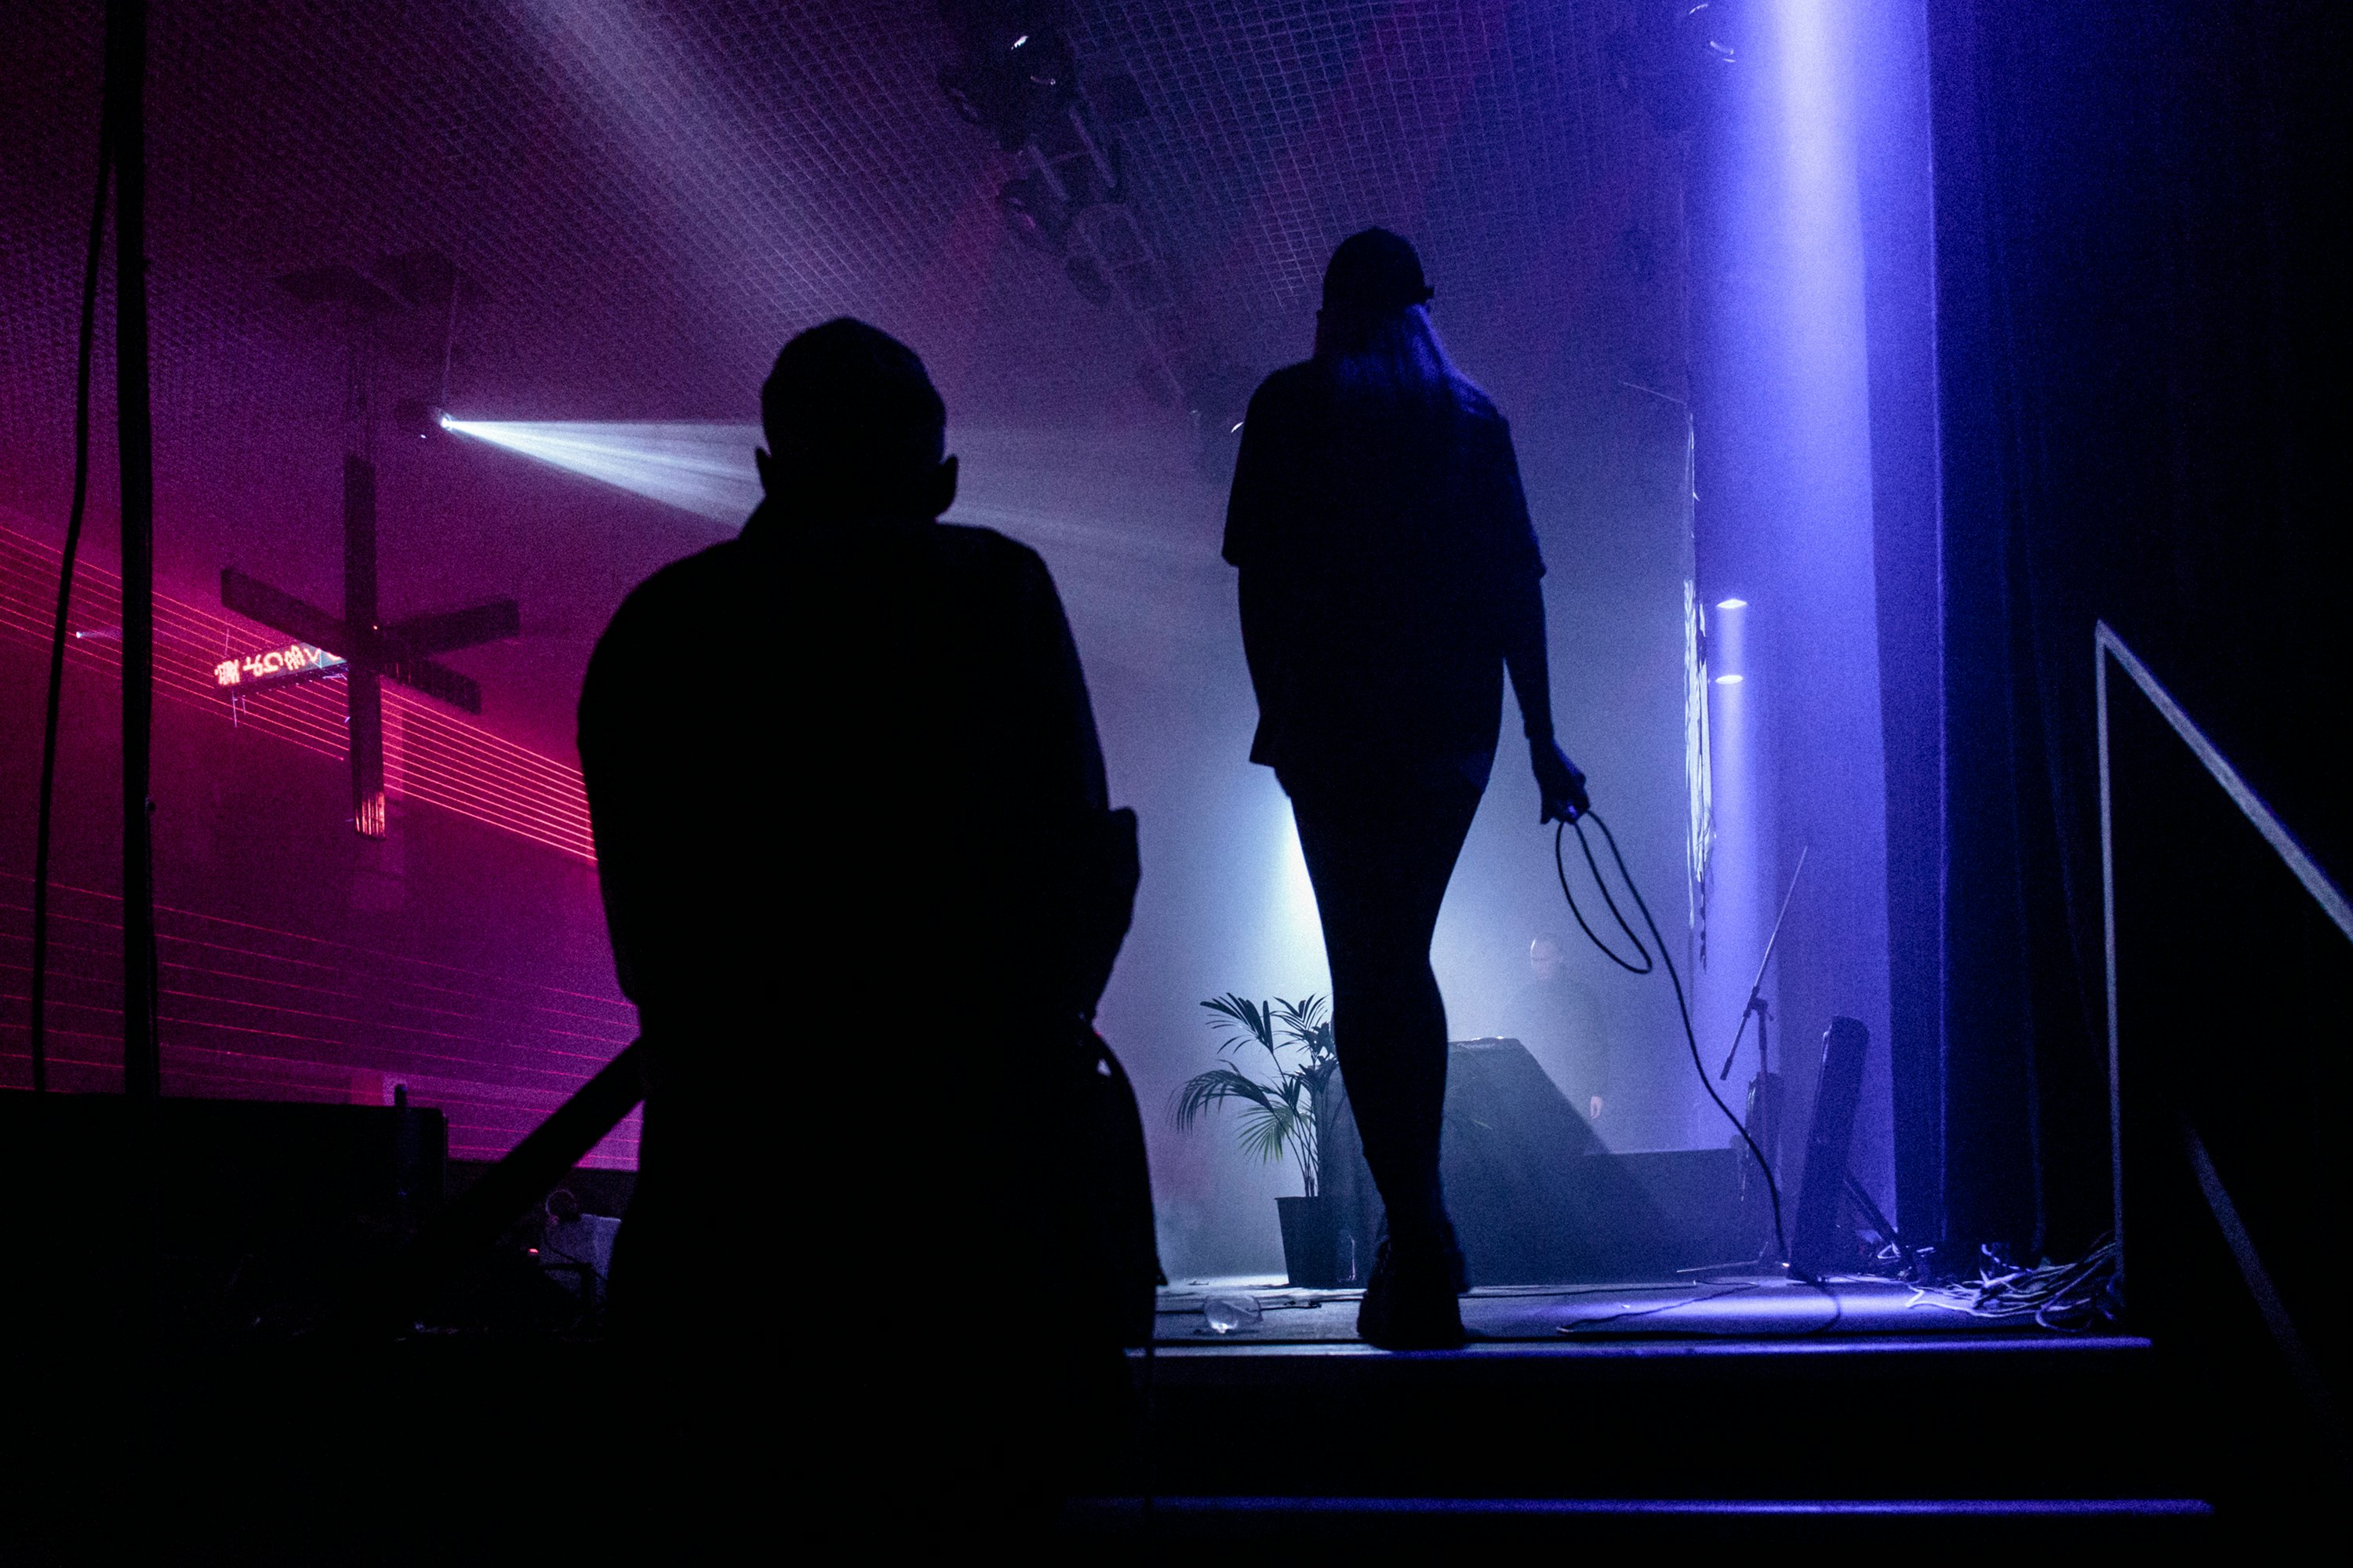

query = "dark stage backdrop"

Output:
[[1928, 0, 2353, 1255]]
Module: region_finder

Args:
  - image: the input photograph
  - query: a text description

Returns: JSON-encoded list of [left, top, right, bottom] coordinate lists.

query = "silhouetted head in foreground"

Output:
[[1311, 227, 1477, 409], [1322, 227, 1434, 316], [756, 317, 957, 522]]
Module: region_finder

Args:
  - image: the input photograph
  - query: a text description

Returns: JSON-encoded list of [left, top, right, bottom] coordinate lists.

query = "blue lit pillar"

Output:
[[1689, 0, 1898, 1217]]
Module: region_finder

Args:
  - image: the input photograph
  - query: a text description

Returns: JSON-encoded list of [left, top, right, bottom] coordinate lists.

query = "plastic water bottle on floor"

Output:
[[1202, 1296, 1264, 1334]]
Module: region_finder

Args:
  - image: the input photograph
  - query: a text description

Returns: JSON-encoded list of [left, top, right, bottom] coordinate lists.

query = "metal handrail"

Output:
[[2095, 619, 2350, 1457], [348, 1038, 647, 1333]]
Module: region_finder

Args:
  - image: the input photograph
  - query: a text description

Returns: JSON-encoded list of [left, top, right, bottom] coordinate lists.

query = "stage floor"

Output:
[[1129, 1275, 2179, 1518], [1157, 1272, 2079, 1344]]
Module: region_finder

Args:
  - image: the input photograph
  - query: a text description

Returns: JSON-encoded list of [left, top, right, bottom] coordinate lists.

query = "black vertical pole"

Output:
[[30, 117, 112, 1094], [108, 0, 158, 1101], [344, 454, 387, 838]]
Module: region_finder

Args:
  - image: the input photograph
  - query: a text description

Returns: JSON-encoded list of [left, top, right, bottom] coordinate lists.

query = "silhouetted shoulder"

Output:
[[924, 519, 1052, 584], [1247, 360, 1323, 419], [1453, 380, 1505, 427], [578, 538, 747, 727], [595, 538, 740, 632], [617, 537, 745, 620], [1224, 363, 1327, 569]]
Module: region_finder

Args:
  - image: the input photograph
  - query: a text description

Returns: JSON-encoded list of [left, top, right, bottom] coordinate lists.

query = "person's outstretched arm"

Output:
[[1480, 413, 1589, 823], [577, 583, 667, 1005], [1500, 577, 1588, 822], [1224, 377, 1293, 726], [993, 542, 1132, 1016]]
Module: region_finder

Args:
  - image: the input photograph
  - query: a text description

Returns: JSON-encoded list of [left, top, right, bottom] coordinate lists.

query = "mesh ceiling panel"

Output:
[[0, 0, 1685, 1150], [0, 0, 1680, 738]]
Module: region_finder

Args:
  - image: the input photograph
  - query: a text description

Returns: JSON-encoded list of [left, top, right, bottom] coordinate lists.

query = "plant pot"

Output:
[[1276, 1195, 1344, 1288]]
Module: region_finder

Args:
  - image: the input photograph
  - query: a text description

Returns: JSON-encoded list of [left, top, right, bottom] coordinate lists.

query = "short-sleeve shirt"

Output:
[[1223, 361, 1544, 780], [577, 505, 1109, 1033]]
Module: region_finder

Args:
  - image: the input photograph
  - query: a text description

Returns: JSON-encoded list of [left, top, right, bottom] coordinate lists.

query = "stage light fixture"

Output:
[[1715, 673, 1745, 685], [938, 2, 1077, 151], [273, 263, 400, 315], [392, 398, 450, 441], [1716, 597, 1747, 609], [370, 249, 459, 311]]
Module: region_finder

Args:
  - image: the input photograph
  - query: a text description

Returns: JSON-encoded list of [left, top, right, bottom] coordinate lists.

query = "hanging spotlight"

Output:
[[392, 398, 450, 441], [937, 2, 1077, 151], [273, 263, 400, 315]]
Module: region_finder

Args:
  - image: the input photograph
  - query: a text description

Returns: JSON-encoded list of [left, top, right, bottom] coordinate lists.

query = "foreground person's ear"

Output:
[[924, 453, 958, 519]]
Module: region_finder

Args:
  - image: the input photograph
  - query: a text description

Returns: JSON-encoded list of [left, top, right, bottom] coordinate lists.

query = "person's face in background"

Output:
[[1528, 937, 1563, 982]]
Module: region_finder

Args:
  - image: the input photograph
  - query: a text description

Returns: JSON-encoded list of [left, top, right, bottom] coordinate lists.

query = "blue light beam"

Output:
[[439, 419, 762, 522]]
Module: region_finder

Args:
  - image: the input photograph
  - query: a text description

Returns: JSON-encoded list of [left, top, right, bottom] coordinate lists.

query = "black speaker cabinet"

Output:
[[0, 1091, 446, 1337], [1787, 1016, 1871, 1281], [1323, 1038, 1744, 1284]]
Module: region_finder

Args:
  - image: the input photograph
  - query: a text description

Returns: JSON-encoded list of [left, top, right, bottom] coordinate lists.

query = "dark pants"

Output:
[[607, 1004, 1129, 1545], [1286, 771, 1485, 1244]]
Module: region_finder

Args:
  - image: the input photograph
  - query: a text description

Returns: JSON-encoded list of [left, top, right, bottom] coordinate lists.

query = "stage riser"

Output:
[[1124, 1339, 2190, 1504], [1056, 1499, 2215, 1551], [0, 1333, 2233, 1554]]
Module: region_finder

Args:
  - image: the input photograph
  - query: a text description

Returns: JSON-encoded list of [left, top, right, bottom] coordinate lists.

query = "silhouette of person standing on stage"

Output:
[[578, 318, 1136, 1539], [1225, 229, 1588, 1348], [1513, 935, 1612, 1126]]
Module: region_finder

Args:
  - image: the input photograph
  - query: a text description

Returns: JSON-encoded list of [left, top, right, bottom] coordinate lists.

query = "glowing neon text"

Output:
[[214, 642, 346, 689]]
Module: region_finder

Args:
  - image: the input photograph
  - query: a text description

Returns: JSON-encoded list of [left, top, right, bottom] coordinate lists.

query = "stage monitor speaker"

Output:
[[0, 1092, 446, 1338], [1787, 1015, 1870, 1280], [1323, 1038, 1744, 1284]]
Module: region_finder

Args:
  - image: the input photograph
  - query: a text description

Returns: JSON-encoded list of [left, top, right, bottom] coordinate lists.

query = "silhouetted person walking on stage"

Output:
[[1226, 229, 1588, 1348], [579, 319, 1136, 1541]]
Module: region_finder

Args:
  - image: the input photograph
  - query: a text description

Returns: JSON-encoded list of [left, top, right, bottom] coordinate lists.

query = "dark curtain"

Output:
[[1928, 0, 2353, 1256]]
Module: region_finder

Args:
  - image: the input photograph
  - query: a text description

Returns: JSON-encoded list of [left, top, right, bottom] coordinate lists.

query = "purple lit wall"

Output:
[[0, 508, 637, 1163]]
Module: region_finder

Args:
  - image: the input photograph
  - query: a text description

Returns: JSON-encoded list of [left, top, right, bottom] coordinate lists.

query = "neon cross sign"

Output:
[[214, 640, 347, 692], [220, 453, 518, 839], [237, 256, 518, 839]]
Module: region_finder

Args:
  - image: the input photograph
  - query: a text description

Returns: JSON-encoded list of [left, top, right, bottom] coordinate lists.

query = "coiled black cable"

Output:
[[29, 118, 113, 1094], [1554, 810, 1786, 1258]]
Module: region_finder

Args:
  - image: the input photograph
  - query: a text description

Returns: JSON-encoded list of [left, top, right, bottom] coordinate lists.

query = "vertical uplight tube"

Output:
[[1700, 596, 1763, 1144]]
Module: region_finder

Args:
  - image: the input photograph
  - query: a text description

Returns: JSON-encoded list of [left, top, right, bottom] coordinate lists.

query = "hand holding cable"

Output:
[[1533, 735, 1589, 824]]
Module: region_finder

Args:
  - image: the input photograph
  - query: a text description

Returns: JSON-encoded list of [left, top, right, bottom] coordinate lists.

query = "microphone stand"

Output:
[[1719, 846, 1806, 1261]]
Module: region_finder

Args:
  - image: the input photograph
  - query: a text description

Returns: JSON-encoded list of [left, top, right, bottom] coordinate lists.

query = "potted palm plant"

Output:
[[1172, 993, 1348, 1286]]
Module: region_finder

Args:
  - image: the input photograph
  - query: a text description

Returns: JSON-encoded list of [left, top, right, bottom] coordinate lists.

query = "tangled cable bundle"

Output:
[[1900, 1239, 2122, 1330]]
